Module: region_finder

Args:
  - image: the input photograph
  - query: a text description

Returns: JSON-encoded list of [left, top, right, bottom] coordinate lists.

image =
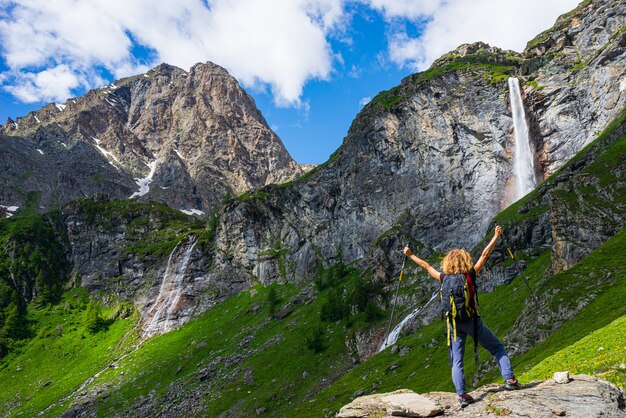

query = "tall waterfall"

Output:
[[508, 77, 537, 201], [379, 292, 438, 352], [142, 236, 198, 337]]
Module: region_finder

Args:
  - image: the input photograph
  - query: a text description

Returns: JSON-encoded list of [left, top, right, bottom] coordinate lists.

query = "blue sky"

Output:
[[0, 0, 580, 164]]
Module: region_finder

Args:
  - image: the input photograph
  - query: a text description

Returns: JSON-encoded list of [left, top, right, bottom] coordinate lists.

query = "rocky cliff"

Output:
[[211, 0, 625, 289], [0, 62, 302, 213]]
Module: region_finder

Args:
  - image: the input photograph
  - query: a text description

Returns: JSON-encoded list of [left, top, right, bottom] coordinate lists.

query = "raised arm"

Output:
[[474, 225, 502, 274], [403, 247, 441, 280]]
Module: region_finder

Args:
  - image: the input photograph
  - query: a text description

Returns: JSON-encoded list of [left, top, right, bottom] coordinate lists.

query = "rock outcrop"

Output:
[[339, 374, 625, 417], [0, 62, 302, 213]]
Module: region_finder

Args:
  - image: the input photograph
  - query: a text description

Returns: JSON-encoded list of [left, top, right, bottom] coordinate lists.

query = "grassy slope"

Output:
[[0, 283, 363, 417], [0, 289, 137, 417], [523, 315, 626, 388]]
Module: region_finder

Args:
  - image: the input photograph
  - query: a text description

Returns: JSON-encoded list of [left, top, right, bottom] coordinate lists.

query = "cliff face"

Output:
[[213, 0, 626, 287], [523, 0, 626, 177], [0, 62, 302, 213]]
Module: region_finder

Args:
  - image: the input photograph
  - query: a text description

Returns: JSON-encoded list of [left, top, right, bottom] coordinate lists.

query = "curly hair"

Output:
[[441, 249, 474, 274]]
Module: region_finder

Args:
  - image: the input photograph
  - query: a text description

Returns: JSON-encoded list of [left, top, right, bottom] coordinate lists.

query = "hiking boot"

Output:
[[505, 378, 521, 390], [458, 394, 475, 408]]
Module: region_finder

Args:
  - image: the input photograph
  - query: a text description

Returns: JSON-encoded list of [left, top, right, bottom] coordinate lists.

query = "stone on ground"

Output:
[[337, 389, 443, 417]]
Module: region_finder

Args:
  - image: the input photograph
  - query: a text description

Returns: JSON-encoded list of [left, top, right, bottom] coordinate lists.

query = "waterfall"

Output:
[[508, 77, 537, 201], [379, 292, 438, 352], [142, 235, 198, 337]]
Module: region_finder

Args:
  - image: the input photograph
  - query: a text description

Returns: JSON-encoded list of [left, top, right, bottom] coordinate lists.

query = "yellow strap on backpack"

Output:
[[450, 296, 458, 342]]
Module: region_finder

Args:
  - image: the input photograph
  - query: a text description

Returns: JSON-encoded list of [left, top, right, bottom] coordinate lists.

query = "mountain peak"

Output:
[[0, 60, 301, 212]]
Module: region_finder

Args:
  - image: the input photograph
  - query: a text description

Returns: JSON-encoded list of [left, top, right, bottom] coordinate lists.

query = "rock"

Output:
[[418, 374, 625, 417], [243, 369, 254, 385], [554, 371, 570, 384], [391, 345, 400, 354], [273, 307, 293, 320], [337, 389, 443, 418]]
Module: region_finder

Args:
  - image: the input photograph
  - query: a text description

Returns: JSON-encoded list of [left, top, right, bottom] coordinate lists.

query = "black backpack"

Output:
[[440, 272, 478, 322], [440, 272, 479, 363]]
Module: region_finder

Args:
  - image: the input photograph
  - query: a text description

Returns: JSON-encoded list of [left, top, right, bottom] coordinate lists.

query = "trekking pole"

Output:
[[501, 232, 539, 302], [383, 243, 408, 348]]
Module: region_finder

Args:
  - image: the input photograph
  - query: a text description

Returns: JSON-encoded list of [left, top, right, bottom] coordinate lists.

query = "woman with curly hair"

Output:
[[403, 226, 520, 407]]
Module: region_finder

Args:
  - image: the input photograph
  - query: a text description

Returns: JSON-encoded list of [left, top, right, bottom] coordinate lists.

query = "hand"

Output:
[[403, 247, 413, 257], [495, 225, 503, 237]]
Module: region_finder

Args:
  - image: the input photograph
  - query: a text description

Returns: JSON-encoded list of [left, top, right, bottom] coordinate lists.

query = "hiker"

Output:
[[402, 225, 520, 407]]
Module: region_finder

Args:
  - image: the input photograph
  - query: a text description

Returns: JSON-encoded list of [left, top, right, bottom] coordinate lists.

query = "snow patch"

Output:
[[130, 161, 158, 198], [1, 205, 19, 218], [143, 74, 149, 78], [37, 149, 44, 155], [34, 115, 40, 123], [55, 103, 66, 112], [92, 137, 121, 169], [180, 209, 205, 216], [174, 149, 185, 160], [59, 141, 68, 148]]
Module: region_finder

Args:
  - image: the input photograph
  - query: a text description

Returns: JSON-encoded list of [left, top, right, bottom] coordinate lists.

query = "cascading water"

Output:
[[379, 292, 438, 352], [142, 236, 198, 337], [508, 77, 537, 201]]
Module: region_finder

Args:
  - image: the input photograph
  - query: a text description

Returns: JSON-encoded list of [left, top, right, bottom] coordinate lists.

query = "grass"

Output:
[[371, 86, 405, 110], [63, 284, 353, 417], [522, 315, 626, 388], [0, 289, 137, 417]]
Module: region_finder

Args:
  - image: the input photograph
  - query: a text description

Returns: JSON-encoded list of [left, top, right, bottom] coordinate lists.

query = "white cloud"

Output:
[[0, 0, 347, 106], [359, 96, 371, 107], [365, 0, 442, 19], [5, 65, 87, 103], [367, 0, 581, 70]]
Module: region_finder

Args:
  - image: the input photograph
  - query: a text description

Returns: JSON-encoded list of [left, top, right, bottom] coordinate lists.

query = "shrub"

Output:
[[84, 300, 106, 333], [305, 326, 327, 353], [267, 287, 279, 316]]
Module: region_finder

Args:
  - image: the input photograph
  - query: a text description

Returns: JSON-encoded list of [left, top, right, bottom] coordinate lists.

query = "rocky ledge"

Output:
[[338, 373, 625, 418]]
